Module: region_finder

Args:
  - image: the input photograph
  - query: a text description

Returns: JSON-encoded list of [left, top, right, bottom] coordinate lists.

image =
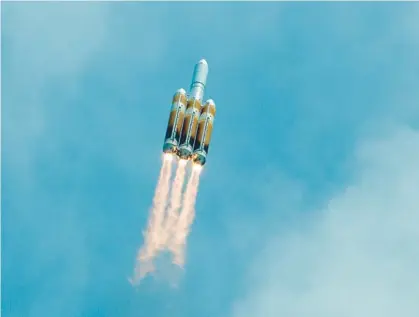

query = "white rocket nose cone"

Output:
[[198, 59, 208, 66]]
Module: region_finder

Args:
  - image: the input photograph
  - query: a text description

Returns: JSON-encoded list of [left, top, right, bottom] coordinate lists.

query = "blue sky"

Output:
[[2, 2, 419, 316]]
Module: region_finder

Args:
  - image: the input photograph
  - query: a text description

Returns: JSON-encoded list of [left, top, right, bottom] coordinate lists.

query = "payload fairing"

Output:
[[163, 59, 216, 166]]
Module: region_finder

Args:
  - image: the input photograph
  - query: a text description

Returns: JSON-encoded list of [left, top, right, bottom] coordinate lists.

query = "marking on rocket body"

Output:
[[170, 102, 185, 141], [199, 116, 210, 152], [197, 112, 213, 151], [181, 103, 199, 148]]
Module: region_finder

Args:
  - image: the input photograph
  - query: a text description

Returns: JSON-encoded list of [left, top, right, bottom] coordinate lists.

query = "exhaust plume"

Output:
[[171, 165, 202, 267], [131, 154, 173, 283], [162, 159, 187, 248]]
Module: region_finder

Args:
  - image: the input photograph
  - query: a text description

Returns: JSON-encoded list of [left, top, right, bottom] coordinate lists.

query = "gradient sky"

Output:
[[2, 2, 419, 317]]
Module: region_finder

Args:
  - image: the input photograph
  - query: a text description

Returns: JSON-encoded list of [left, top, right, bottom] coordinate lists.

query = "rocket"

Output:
[[163, 59, 216, 166]]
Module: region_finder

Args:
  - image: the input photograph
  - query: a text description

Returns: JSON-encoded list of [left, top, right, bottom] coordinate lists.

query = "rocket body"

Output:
[[162, 59, 215, 165], [163, 89, 187, 154], [178, 98, 202, 159], [192, 99, 216, 166]]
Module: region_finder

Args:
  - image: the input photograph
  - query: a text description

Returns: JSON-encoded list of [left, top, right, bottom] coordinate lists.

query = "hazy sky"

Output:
[[2, 2, 419, 316]]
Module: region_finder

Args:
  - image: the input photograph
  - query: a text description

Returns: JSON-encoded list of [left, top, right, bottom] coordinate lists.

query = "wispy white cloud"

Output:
[[231, 125, 419, 317], [3, 2, 110, 173], [2, 3, 110, 316]]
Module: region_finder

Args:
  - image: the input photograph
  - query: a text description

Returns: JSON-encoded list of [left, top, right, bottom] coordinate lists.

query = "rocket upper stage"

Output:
[[189, 59, 208, 102]]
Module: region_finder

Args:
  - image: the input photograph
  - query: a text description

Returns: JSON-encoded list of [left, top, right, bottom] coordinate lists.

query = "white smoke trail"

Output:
[[131, 154, 173, 283], [171, 164, 202, 267], [162, 159, 187, 249]]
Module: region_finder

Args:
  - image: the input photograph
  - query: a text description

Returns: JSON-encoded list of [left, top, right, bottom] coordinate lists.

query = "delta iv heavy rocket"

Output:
[[163, 59, 216, 166]]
